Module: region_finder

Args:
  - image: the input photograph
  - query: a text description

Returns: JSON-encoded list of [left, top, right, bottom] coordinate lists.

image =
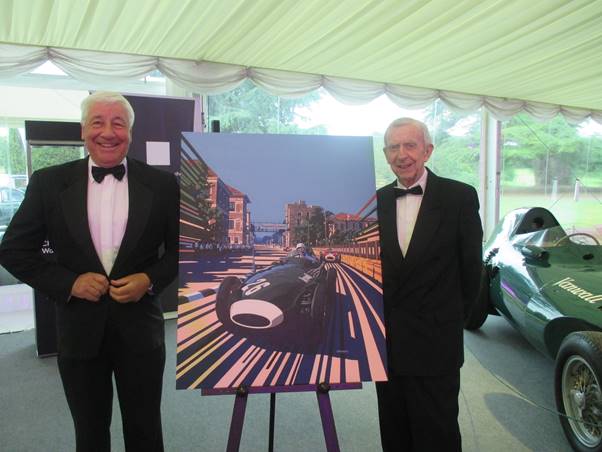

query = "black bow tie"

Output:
[[92, 164, 126, 183], [395, 185, 423, 197]]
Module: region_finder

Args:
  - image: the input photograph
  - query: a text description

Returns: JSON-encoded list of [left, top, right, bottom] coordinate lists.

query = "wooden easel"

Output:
[[204, 382, 362, 452]]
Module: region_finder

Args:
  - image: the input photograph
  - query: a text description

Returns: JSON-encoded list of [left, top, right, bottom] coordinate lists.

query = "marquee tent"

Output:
[[1, 0, 601, 122]]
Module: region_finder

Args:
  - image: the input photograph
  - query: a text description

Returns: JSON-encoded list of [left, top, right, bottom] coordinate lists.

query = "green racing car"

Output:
[[466, 207, 602, 452]]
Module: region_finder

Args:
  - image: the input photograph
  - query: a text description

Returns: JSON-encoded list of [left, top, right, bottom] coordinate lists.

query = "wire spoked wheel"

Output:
[[556, 332, 602, 451], [561, 355, 602, 448]]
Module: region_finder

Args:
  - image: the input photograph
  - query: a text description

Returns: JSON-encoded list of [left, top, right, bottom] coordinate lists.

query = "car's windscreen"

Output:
[[512, 226, 600, 248]]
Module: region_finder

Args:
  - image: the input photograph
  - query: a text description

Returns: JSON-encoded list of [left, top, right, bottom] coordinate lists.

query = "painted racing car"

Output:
[[320, 248, 341, 263], [466, 207, 602, 451], [215, 246, 337, 348]]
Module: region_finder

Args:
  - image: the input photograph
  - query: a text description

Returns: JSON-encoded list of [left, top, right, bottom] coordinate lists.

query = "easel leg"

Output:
[[316, 383, 340, 452], [269, 392, 276, 452], [227, 386, 249, 452]]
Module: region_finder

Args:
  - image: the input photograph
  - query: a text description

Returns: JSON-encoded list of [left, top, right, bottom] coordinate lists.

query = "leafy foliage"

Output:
[[208, 80, 326, 134], [31, 145, 84, 171], [0, 129, 26, 177], [292, 207, 326, 246], [373, 103, 481, 189], [501, 114, 602, 187]]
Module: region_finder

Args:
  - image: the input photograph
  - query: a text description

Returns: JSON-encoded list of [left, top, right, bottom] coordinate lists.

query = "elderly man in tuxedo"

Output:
[[376, 118, 482, 451], [0, 91, 178, 452]]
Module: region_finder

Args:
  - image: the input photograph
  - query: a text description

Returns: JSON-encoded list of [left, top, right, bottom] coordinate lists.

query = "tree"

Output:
[[208, 80, 326, 134], [0, 128, 27, 178], [501, 114, 588, 187], [308, 207, 326, 245], [8, 129, 27, 175], [426, 104, 481, 187], [292, 207, 326, 246], [374, 103, 481, 188], [31, 145, 84, 172]]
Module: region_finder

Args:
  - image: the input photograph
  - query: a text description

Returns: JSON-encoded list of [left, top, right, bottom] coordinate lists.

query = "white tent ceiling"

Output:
[[1, 0, 602, 111]]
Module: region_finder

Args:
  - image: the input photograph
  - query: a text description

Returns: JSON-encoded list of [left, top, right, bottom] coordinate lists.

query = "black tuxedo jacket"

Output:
[[0, 157, 179, 358], [377, 169, 482, 376]]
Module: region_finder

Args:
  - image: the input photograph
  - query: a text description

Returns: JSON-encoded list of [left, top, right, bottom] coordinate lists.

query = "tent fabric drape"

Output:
[[2, 43, 601, 125]]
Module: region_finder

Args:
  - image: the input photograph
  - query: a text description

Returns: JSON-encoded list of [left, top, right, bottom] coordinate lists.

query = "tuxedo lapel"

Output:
[[111, 159, 152, 276], [378, 181, 403, 272], [59, 158, 105, 273]]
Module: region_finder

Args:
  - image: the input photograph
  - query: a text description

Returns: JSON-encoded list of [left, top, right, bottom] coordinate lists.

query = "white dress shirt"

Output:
[[87, 158, 129, 275], [396, 170, 428, 256]]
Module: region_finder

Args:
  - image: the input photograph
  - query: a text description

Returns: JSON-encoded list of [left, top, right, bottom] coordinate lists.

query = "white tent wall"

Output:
[[1, 43, 601, 125]]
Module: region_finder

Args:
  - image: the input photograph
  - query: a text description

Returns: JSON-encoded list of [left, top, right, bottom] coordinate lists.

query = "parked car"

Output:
[[215, 250, 336, 348], [466, 207, 602, 451], [0, 186, 25, 228]]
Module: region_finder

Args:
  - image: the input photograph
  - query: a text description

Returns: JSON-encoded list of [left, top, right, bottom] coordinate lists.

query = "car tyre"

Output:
[[464, 265, 490, 331], [324, 268, 337, 324], [309, 285, 326, 343], [309, 268, 337, 345], [555, 331, 602, 452], [215, 276, 242, 330]]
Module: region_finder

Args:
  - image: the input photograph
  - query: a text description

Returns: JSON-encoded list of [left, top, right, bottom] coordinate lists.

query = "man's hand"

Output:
[[71, 272, 110, 302], [109, 273, 151, 303]]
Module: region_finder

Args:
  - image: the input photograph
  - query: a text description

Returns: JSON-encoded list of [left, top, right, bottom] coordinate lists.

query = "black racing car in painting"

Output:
[[466, 207, 602, 452], [215, 248, 337, 347]]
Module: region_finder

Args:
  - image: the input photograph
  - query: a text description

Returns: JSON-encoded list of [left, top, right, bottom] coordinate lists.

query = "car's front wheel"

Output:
[[308, 268, 337, 345], [555, 331, 602, 452], [215, 276, 243, 330]]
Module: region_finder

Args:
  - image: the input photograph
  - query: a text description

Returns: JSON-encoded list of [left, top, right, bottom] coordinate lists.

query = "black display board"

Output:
[[25, 120, 81, 357], [124, 94, 194, 312]]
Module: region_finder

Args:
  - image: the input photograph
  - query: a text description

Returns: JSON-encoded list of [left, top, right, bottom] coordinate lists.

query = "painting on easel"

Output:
[[177, 132, 387, 390]]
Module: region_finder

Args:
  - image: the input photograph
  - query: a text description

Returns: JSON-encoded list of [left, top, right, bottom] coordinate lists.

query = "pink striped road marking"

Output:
[[309, 354, 322, 384], [177, 301, 215, 325], [345, 359, 361, 382], [337, 270, 347, 295], [330, 357, 341, 384], [214, 345, 260, 388], [343, 264, 383, 295], [177, 311, 219, 343], [232, 348, 267, 388], [319, 355, 328, 383], [187, 337, 247, 389], [285, 354, 303, 386], [252, 351, 282, 387], [176, 331, 231, 377], [270, 352, 292, 386], [176, 321, 221, 353], [342, 268, 385, 337], [205, 268, 251, 275], [177, 295, 216, 315], [338, 269, 387, 381], [348, 311, 356, 339]]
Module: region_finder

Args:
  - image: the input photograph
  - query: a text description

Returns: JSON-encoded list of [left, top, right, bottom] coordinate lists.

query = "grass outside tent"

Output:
[[499, 191, 602, 240]]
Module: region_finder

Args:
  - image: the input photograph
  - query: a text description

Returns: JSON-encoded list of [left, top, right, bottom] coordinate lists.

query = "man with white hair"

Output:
[[376, 117, 482, 451], [0, 91, 178, 451]]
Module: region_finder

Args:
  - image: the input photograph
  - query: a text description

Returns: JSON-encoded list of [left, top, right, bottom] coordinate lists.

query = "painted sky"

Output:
[[183, 133, 376, 223]]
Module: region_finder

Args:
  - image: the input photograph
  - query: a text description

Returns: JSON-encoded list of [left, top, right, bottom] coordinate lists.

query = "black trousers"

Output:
[[376, 372, 461, 452], [57, 324, 165, 452]]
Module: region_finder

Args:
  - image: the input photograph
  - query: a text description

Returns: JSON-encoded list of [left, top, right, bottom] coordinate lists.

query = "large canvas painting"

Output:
[[177, 133, 386, 390]]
